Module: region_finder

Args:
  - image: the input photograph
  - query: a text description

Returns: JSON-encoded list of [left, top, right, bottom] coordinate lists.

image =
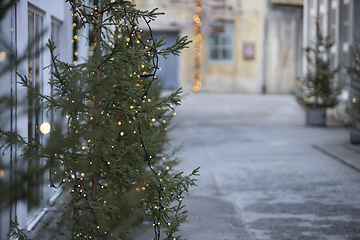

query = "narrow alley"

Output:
[[165, 92, 360, 239]]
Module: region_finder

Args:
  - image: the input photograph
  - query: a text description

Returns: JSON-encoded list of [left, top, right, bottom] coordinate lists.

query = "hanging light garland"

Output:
[[193, 0, 202, 92]]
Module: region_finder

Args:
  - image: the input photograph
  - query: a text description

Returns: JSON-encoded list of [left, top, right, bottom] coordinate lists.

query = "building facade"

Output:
[[134, 0, 304, 94], [303, 0, 360, 92], [302, 0, 360, 119], [0, 1, 73, 238]]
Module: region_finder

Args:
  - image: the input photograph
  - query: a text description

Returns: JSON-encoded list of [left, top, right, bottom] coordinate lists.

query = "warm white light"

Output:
[[40, 122, 51, 134], [0, 51, 5, 62]]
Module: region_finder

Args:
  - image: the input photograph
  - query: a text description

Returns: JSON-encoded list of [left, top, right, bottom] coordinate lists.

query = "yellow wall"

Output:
[[134, 0, 303, 94]]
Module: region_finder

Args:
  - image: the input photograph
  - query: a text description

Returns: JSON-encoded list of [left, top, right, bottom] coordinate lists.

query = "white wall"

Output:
[[0, 0, 73, 237]]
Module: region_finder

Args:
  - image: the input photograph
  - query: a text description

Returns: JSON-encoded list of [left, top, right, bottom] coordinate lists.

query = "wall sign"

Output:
[[244, 42, 255, 60], [270, 0, 303, 6]]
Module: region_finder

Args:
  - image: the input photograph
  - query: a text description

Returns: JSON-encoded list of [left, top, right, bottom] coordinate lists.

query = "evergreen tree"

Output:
[[1, 0, 198, 239], [296, 16, 341, 110]]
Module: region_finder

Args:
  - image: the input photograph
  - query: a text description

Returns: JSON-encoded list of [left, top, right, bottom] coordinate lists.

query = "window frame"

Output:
[[27, 6, 44, 215], [208, 21, 234, 62]]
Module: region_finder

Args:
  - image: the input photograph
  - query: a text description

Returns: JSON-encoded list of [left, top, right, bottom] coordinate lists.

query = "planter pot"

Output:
[[306, 108, 326, 126], [350, 128, 360, 145]]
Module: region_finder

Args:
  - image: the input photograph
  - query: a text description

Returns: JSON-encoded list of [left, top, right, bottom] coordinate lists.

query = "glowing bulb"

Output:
[[0, 52, 6, 62], [193, 86, 200, 92], [40, 122, 51, 134]]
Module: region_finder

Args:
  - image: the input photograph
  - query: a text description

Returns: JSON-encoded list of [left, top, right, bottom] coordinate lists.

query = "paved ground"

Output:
[[134, 92, 360, 240]]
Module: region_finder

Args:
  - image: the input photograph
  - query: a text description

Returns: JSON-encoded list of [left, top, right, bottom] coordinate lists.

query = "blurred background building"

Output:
[[135, 0, 304, 94], [303, 0, 360, 99]]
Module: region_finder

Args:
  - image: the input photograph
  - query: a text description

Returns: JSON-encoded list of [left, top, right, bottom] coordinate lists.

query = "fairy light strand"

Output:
[[48, 1, 181, 239], [193, 0, 202, 92]]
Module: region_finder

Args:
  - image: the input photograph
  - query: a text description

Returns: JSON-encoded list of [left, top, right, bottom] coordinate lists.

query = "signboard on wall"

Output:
[[270, 0, 303, 6], [200, 24, 224, 33], [244, 43, 255, 60]]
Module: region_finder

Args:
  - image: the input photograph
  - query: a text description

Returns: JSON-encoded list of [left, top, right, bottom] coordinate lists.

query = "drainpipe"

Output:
[[262, 0, 269, 94]]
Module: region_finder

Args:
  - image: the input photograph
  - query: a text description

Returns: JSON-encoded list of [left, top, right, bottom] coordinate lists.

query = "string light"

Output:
[[0, 51, 6, 62], [39, 2, 196, 239], [193, 0, 202, 92], [40, 122, 51, 134]]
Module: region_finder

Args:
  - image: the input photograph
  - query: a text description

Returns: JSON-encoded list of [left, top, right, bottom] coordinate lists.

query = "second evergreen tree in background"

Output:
[[296, 16, 341, 126]]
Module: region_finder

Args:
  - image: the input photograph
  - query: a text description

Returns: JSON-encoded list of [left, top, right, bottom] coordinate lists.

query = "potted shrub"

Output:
[[295, 17, 341, 126], [347, 40, 360, 144]]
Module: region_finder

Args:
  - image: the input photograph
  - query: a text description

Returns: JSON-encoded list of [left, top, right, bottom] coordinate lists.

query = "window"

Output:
[[330, 53, 336, 70], [209, 21, 233, 61], [329, 0, 337, 71], [340, 0, 351, 87], [319, 14, 324, 32], [308, 15, 316, 46], [27, 9, 43, 212], [342, 2, 350, 43], [51, 20, 61, 58], [330, 7, 336, 42]]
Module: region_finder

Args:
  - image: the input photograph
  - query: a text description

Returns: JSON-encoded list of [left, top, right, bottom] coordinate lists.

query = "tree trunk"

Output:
[[91, 0, 104, 202]]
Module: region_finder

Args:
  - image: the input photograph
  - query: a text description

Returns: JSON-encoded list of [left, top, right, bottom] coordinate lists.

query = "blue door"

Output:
[[152, 31, 179, 90]]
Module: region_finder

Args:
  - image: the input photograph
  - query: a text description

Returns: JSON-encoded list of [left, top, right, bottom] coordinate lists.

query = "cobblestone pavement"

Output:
[[161, 92, 360, 240]]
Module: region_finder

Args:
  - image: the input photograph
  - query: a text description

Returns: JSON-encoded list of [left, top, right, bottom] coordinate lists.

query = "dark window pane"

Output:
[[222, 34, 231, 45], [210, 47, 218, 59], [344, 25, 349, 42], [331, 9, 336, 25], [330, 53, 335, 70], [209, 35, 218, 45], [223, 48, 232, 60], [344, 4, 350, 22], [319, 15, 324, 30]]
